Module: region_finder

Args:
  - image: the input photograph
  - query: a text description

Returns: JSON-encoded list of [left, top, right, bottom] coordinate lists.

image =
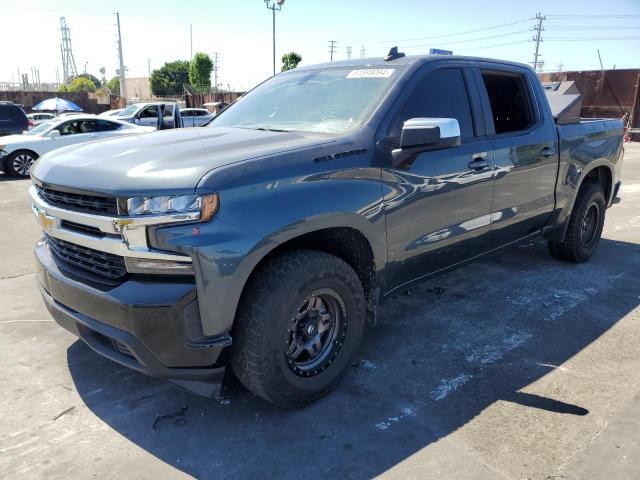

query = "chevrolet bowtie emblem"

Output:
[[37, 210, 55, 229]]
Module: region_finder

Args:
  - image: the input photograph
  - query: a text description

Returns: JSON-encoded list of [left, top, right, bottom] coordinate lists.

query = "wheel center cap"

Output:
[[306, 324, 316, 335]]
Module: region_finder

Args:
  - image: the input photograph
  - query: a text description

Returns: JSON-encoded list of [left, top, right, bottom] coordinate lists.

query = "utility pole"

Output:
[[264, 1, 285, 76], [346, 46, 352, 59], [360, 46, 365, 58], [147, 59, 151, 77], [115, 12, 127, 100], [328, 40, 337, 61], [531, 12, 545, 72], [213, 52, 220, 99]]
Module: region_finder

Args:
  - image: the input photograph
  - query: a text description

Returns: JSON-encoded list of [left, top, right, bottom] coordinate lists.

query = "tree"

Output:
[[71, 73, 102, 88], [150, 60, 190, 96], [106, 76, 120, 95], [281, 52, 302, 72], [189, 52, 213, 93], [66, 77, 97, 93]]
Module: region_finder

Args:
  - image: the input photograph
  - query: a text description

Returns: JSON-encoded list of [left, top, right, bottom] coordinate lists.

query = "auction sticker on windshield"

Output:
[[346, 69, 395, 79]]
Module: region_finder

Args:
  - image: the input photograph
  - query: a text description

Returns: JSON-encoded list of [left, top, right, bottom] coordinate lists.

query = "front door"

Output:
[[383, 66, 495, 291]]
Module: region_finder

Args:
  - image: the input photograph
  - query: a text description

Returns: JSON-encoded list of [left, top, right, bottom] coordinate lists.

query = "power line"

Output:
[[456, 40, 529, 52], [546, 14, 640, 19], [545, 36, 640, 41], [546, 26, 640, 30], [374, 18, 531, 44], [396, 29, 529, 49]]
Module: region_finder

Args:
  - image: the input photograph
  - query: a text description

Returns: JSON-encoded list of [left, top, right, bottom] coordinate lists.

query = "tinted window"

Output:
[[96, 119, 120, 131], [481, 72, 533, 135], [163, 105, 173, 117], [0, 105, 27, 121], [391, 68, 475, 143]]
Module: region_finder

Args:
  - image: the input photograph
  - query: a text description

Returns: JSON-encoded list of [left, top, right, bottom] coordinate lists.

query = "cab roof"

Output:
[[296, 53, 532, 72]]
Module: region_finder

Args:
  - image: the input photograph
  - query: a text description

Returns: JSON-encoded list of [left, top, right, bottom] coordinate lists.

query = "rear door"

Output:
[[473, 66, 558, 243], [383, 65, 495, 289]]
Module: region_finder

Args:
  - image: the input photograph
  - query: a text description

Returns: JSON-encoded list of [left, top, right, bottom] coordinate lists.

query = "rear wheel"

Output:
[[231, 250, 366, 407], [6, 150, 38, 178], [548, 182, 606, 263]]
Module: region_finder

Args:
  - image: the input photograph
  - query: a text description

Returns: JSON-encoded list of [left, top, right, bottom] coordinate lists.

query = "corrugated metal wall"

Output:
[[539, 69, 640, 139]]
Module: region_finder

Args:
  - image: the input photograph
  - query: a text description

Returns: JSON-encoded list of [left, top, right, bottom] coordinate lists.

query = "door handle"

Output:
[[468, 158, 490, 170], [540, 147, 556, 158]]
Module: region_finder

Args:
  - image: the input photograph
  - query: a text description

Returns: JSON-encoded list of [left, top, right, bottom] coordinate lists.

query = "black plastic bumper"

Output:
[[35, 239, 229, 397]]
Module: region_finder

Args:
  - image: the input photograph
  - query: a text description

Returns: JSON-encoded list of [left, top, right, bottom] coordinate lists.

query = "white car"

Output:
[[27, 113, 57, 127], [181, 108, 214, 127], [0, 115, 154, 178]]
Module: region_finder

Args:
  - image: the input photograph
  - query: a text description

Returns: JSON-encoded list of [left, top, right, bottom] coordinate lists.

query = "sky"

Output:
[[1, 0, 639, 91]]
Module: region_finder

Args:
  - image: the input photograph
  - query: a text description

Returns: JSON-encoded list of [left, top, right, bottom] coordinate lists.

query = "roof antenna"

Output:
[[384, 46, 405, 61]]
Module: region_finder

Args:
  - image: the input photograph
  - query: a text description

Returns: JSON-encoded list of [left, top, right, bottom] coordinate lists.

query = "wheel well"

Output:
[[583, 166, 612, 203], [249, 227, 376, 307]]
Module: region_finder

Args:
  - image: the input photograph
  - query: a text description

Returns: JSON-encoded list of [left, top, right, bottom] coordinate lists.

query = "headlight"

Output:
[[125, 193, 219, 221]]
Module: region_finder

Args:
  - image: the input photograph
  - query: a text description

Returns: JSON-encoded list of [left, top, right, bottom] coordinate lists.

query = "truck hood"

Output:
[[31, 127, 335, 196]]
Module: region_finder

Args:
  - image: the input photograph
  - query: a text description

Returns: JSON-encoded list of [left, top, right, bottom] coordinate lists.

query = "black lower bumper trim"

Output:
[[38, 281, 226, 397]]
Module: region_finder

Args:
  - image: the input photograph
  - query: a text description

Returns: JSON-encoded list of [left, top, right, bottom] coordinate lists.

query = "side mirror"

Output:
[[392, 118, 461, 168], [48, 130, 60, 138]]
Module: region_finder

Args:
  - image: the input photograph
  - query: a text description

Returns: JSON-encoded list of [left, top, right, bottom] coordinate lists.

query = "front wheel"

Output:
[[231, 250, 366, 407], [549, 182, 606, 263], [6, 150, 38, 178]]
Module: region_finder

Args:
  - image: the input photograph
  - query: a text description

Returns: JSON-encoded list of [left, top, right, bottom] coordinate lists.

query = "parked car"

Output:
[[99, 109, 123, 117], [0, 101, 29, 136], [30, 52, 623, 407], [27, 113, 57, 127], [0, 115, 154, 177], [181, 108, 214, 127], [114, 102, 182, 129]]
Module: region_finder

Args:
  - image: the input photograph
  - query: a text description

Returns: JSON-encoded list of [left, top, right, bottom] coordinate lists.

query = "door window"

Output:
[[139, 106, 158, 119], [390, 68, 475, 144], [480, 72, 534, 135]]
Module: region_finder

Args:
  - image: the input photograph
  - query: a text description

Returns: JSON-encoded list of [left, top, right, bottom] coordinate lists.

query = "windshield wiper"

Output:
[[252, 127, 290, 133]]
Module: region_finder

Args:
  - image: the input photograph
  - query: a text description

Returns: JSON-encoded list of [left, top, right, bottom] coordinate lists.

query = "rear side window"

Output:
[[390, 68, 475, 143], [480, 72, 534, 135], [0, 105, 27, 121], [96, 120, 120, 131]]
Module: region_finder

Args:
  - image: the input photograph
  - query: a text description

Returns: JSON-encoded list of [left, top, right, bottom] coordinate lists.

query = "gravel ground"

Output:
[[0, 143, 639, 480]]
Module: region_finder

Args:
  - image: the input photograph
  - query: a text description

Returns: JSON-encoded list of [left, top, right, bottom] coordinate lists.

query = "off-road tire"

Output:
[[231, 250, 366, 407], [548, 182, 606, 263]]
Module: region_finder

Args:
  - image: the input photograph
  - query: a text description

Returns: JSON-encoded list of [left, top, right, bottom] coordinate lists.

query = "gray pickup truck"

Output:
[[30, 51, 623, 407]]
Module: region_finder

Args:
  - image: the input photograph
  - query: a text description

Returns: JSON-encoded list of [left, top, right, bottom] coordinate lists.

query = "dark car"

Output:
[[30, 51, 624, 407], [0, 101, 29, 136]]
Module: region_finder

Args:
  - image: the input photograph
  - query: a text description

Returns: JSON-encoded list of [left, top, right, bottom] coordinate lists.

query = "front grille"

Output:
[[46, 235, 127, 280], [36, 184, 118, 215]]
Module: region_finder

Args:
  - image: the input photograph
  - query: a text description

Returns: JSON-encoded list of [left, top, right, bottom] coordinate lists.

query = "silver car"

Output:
[[181, 108, 214, 127]]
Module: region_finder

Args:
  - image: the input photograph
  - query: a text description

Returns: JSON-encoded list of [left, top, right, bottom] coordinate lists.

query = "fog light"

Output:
[[124, 257, 194, 275]]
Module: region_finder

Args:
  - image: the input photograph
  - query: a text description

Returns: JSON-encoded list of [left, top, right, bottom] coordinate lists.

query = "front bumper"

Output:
[[35, 239, 230, 397]]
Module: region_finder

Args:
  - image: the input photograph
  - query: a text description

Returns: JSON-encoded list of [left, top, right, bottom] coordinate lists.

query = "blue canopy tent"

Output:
[[32, 97, 83, 114]]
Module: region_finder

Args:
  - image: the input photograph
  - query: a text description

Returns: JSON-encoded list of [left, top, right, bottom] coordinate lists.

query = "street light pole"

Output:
[[264, 0, 285, 76]]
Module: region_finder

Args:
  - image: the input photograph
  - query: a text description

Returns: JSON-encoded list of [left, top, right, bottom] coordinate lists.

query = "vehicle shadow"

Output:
[[67, 237, 640, 479]]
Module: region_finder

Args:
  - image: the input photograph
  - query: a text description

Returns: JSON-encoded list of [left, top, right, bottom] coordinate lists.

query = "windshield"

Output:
[[119, 103, 144, 117], [210, 67, 400, 134], [25, 120, 56, 135]]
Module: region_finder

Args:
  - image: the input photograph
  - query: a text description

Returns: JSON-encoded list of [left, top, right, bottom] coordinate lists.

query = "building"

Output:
[[124, 77, 151, 101]]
